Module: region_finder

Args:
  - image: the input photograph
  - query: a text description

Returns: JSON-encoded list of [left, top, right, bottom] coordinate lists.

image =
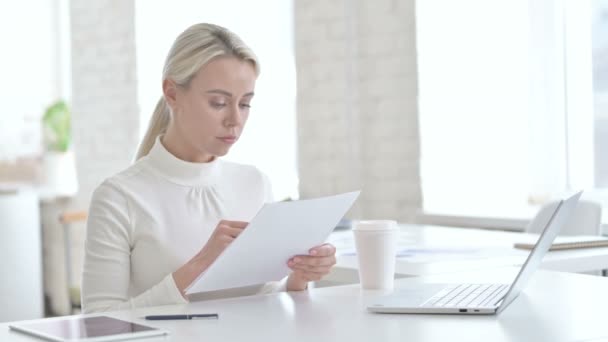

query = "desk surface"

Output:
[[3, 268, 608, 342], [326, 224, 608, 284]]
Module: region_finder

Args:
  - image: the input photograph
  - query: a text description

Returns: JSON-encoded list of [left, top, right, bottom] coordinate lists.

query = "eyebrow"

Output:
[[205, 89, 254, 97]]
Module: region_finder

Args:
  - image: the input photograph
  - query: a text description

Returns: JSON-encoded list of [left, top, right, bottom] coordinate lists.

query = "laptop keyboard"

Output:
[[422, 284, 510, 308]]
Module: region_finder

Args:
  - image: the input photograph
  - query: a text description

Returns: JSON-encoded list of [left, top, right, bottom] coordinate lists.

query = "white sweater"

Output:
[[81, 137, 284, 313]]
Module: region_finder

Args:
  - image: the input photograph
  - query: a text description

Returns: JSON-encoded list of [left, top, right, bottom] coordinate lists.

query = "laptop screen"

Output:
[[497, 191, 582, 313]]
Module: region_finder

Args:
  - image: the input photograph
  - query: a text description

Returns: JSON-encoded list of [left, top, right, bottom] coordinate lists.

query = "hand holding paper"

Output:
[[173, 220, 249, 296], [185, 191, 360, 295], [286, 243, 338, 290]]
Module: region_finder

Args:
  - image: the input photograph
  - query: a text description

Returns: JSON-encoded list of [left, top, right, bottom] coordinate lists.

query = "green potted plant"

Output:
[[40, 100, 78, 200], [43, 100, 71, 153]]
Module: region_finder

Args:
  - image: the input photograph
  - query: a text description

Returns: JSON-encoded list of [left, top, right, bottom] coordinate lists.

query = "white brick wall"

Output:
[[42, 0, 139, 315], [295, 0, 422, 222], [70, 0, 139, 208]]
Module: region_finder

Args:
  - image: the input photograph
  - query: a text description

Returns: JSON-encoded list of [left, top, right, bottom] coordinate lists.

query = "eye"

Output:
[[239, 103, 251, 109], [210, 101, 226, 109]]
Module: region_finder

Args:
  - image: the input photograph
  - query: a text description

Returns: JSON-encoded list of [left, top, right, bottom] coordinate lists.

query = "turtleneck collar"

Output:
[[146, 136, 221, 186]]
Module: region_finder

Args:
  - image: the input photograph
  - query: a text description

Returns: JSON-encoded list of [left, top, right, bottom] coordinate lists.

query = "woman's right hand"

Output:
[[172, 220, 248, 296]]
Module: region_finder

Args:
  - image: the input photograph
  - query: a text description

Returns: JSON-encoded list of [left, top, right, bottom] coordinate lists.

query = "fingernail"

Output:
[[310, 250, 318, 255], [294, 257, 301, 263]]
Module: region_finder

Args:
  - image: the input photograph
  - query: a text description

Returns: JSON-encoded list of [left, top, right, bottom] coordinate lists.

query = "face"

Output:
[[163, 56, 257, 162]]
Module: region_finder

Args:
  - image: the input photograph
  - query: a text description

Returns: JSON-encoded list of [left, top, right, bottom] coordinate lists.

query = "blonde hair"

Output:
[[135, 23, 260, 160]]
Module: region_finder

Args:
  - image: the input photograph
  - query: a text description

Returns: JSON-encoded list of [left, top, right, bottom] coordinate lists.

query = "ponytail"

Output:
[[135, 97, 170, 160]]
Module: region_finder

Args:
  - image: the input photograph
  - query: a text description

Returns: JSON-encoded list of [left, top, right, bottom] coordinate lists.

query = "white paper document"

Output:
[[185, 191, 360, 295]]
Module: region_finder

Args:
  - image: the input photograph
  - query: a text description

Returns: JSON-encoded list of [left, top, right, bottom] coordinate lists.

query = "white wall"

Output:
[[295, 0, 422, 222], [70, 0, 139, 209]]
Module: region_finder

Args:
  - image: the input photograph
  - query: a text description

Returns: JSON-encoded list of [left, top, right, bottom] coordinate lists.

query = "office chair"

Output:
[[526, 200, 602, 236], [526, 199, 605, 276], [59, 210, 87, 314]]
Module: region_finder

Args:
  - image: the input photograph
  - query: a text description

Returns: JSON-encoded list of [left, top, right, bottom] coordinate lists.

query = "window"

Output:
[[591, 0, 608, 186], [417, 0, 533, 219], [417, 0, 608, 224], [0, 0, 70, 161], [134, 0, 298, 200]]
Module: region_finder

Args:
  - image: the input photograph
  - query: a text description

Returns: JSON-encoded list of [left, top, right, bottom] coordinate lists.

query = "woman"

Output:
[[81, 23, 337, 313]]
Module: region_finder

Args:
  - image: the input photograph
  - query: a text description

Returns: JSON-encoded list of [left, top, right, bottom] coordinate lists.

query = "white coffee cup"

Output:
[[352, 220, 398, 290]]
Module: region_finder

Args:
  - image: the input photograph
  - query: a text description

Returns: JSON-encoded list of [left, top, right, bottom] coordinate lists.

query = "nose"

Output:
[[224, 104, 243, 127]]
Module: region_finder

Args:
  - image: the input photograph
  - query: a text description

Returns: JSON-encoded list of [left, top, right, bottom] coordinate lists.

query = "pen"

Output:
[[144, 314, 219, 320]]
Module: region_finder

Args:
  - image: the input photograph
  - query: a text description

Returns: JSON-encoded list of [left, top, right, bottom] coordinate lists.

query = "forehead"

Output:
[[191, 56, 257, 92]]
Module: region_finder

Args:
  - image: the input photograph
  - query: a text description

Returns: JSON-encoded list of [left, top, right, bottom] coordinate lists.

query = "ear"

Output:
[[163, 79, 179, 111]]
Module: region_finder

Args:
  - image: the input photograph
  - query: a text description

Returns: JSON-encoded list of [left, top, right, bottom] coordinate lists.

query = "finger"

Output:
[[292, 269, 325, 282], [308, 255, 336, 267], [309, 243, 336, 257], [296, 255, 336, 266], [291, 263, 333, 274], [289, 263, 333, 274], [219, 234, 235, 243], [219, 225, 246, 238], [289, 255, 336, 267], [219, 220, 249, 229], [219, 234, 234, 247]]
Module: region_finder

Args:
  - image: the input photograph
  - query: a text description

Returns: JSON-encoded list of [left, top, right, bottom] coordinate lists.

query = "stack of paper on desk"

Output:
[[514, 235, 608, 251], [186, 191, 360, 295]]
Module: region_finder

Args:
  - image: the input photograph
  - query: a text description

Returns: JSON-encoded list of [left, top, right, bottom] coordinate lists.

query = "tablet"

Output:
[[9, 315, 168, 342]]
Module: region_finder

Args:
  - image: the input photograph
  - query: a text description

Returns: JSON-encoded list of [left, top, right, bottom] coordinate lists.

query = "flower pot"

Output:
[[39, 150, 78, 201]]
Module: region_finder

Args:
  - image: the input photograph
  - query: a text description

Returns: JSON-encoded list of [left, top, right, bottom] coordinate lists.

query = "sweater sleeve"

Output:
[[258, 277, 288, 294], [261, 171, 275, 203], [81, 180, 187, 313]]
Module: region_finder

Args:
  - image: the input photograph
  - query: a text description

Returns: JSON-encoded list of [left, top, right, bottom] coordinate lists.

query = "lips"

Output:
[[218, 136, 238, 144]]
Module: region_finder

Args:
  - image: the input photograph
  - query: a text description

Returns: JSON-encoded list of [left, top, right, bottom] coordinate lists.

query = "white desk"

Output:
[[323, 224, 608, 285], [2, 268, 608, 342]]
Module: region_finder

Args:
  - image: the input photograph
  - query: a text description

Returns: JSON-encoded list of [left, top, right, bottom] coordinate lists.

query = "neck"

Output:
[[162, 125, 214, 163]]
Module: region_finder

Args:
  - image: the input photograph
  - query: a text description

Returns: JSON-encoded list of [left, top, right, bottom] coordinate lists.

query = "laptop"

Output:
[[367, 191, 583, 315]]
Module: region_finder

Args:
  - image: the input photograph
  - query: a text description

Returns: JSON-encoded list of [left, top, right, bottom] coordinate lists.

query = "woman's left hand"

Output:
[[286, 243, 337, 291]]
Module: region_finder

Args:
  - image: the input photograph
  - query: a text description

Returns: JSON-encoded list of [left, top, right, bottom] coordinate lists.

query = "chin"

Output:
[[213, 148, 230, 157]]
